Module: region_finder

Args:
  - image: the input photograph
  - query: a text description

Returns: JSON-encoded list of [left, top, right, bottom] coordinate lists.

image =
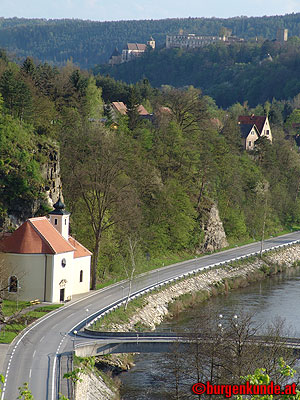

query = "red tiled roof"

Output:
[[137, 105, 150, 116], [112, 102, 149, 116], [238, 115, 267, 134], [112, 101, 127, 115], [0, 217, 74, 254], [68, 236, 92, 258]]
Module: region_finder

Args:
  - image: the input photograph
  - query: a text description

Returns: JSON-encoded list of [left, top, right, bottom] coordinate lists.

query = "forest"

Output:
[[1, 50, 300, 289], [0, 13, 299, 68], [96, 37, 300, 108]]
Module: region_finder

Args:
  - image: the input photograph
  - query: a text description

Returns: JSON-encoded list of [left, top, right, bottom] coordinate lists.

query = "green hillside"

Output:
[[96, 38, 300, 108], [1, 51, 300, 287], [0, 14, 299, 68]]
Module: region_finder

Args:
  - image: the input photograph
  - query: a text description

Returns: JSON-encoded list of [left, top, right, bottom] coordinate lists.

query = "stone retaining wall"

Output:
[[75, 244, 300, 399], [107, 245, 300, 332], [75, 371, 117, 400]]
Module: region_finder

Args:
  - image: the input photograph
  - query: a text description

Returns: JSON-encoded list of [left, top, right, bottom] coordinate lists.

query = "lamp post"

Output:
[[73, 330, 78, 349], [233, 314, 238, 328]]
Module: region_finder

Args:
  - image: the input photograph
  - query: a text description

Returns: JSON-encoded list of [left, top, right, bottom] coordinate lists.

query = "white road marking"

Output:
[[33, 350, 36, 358], [29, 369, 32, 379], [4, 234, 300, 400], [51, 336, 66, 400], [39, 335, 45, 342]]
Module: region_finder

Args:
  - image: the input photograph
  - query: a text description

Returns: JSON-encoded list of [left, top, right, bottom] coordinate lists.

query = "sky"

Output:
[[0, 0, 299, 21]]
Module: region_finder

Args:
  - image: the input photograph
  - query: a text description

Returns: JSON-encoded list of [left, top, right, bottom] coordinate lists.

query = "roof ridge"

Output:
[[69, 235, 92, 254], [67, 237, 77, 251], [28, 220, 57, 254]]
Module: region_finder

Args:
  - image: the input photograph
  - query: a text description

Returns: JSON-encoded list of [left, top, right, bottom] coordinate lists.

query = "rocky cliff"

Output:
[[2, 144, 62, 231], [200, 202, 228, 253], [42, 146, 62, 207]]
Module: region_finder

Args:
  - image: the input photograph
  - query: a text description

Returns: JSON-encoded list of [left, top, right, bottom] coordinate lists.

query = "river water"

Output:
[[119, 267, 300, 399]]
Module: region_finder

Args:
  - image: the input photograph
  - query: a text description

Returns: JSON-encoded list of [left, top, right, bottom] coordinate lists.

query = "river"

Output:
[[119, 267, 300, 399]]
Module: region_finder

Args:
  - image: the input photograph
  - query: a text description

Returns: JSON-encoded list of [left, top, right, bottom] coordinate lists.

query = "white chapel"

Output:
[[0, 198, 91, 303]]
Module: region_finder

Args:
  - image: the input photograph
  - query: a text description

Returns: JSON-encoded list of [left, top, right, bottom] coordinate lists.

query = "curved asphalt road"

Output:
[[2, 231, 300, 400]]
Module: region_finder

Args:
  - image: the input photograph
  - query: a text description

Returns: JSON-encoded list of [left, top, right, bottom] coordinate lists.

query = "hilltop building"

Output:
[[109, 37, 155, 65], [121, 43, 147, 62], [108, 47, 122, 66], [0, 198, 91, 303], [238, 115, 272, 150], [166, 33, 244, 49], [276, 29, 288, 44], [147, 36, 156, 50]]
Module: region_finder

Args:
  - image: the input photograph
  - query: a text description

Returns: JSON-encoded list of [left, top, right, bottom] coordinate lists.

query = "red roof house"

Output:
[[1, 200, 91, 303], [238, 115, 272, 149]]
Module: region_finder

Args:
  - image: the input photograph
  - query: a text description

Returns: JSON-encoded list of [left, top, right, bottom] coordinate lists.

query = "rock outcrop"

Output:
[[2, 145, 62, 231], [201, 203, 228, 252], [42, 146, 62, 207]]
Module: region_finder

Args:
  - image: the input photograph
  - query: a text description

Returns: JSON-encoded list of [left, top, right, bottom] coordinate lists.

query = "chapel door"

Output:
[[60, 288, 65, 302]]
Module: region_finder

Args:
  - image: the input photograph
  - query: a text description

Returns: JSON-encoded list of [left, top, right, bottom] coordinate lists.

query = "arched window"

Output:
[[79, 270, 83, 283], [9, 276, 18, 293]]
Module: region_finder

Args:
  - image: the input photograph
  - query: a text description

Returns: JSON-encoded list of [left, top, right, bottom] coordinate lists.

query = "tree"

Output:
[[175, 312, 297, 399], [17, 383, 34, 400], [0, 68, 33, 121], [162, 86, 207, 133], [235, 359, 300, 400], [122, 236, 139, 310], [62, 124, 135, 289], [84, 77, 103, 119], [0, 255, 11, 326], [221, 116, 243, 151], [254, 180, 270, 256], [127, 87, 141, 131], [21, 57, 36, 77], [0, 373, 4, 397]]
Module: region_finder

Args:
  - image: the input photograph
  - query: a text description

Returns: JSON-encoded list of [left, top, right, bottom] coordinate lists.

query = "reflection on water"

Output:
[[120, 267, 300, 399]]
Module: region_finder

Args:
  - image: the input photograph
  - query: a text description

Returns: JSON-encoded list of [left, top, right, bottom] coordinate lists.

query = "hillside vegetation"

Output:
[[96, 38, 300, 108], [0, 13, 300, 68], [1, 51, 300, 288]]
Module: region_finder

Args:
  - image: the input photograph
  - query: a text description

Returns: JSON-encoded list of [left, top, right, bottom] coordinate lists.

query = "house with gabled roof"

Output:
[[240, 123, 260, 150], [0, 198, 91, 303], [238, 115, 272, 143], [108, 38, 155, 65], [110, 101, 152, 122], [122, 43, 147, 62]]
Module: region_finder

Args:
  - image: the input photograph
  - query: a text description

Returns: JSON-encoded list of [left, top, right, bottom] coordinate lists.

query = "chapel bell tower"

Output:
[[49, 196, 70, 240]]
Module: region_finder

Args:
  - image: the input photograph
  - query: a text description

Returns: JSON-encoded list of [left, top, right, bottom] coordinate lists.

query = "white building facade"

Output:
[[1, 199, 91, 303]]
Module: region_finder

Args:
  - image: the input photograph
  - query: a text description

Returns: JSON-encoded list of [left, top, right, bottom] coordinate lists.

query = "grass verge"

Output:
[[92, 297, 145, 331], [0, 303, 63, 344], [2, 300, 31, 317], [95, 226, 300, 291]]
